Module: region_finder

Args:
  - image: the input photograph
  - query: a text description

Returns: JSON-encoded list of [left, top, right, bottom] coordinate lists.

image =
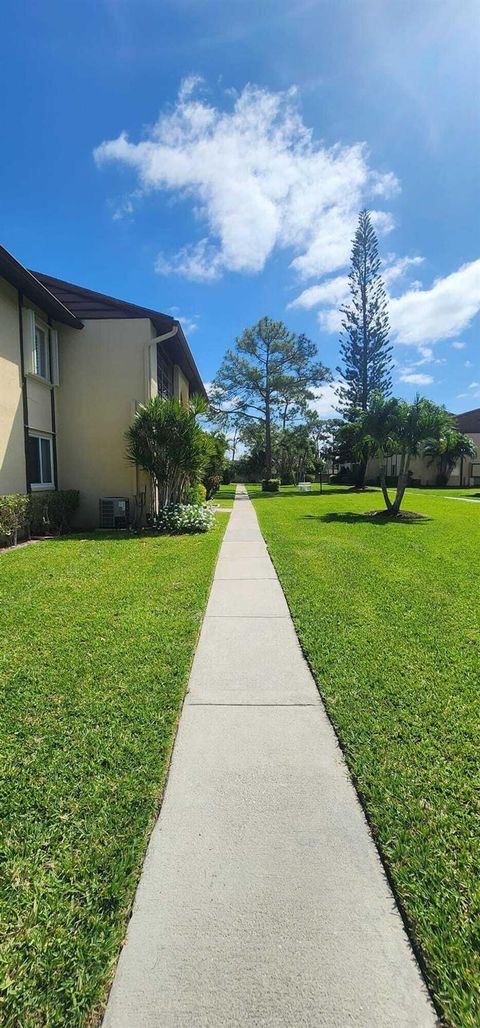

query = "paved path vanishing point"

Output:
[[103, 486, 436, 1027]]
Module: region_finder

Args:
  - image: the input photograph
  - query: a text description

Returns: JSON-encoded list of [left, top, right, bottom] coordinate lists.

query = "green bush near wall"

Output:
[[261, 479, 280, 492], [0, 491, 80, 546], [29, 491, 80, 535], [0, 495, 30, 546]]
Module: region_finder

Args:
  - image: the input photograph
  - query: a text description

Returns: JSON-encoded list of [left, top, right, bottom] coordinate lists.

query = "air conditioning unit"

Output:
[[99, 497, 130, 530]]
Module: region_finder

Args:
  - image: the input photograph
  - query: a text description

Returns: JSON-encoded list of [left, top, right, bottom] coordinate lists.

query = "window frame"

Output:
[[157, 343, 174, 399], [33, 317, 51, 382], [28, 432, 55, 491]]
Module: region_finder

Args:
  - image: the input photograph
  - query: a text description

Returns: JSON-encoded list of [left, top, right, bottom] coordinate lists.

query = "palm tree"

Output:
[[423, 430, 477, 486], [359, 394, 454, 514], [126, 395, 207, 514]]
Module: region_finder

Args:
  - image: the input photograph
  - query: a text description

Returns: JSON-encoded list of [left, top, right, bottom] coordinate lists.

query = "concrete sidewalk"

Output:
[[103, 486, 436, 1027]]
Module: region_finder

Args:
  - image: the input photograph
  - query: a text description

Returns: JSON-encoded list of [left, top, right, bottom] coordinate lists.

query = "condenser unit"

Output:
[[99, 497, 130, 530]]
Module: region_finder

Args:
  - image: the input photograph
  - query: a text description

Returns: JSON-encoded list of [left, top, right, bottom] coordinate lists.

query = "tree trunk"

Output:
[[391, 474, 407, 513], [265, 407, 272, 479], [379, 458, 393, 511], [391, 451, 410, 514], [355, 455, 368, 489], [264, 343, 272, 479]]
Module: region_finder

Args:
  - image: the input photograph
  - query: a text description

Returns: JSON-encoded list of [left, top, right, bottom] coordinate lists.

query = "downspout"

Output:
[[144, 324, 179, 402], [143, 323, 179, 518]]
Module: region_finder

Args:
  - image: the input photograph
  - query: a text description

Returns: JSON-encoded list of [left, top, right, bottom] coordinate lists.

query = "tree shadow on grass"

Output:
[[251, 487, 367, 499], [213, 488, 237, 499], [303, 511, 431, 526]]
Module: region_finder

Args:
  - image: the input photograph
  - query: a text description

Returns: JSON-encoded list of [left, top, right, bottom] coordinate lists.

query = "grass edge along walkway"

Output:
[[248, 484, 480, 1028], [0, 519, 227, 1027]]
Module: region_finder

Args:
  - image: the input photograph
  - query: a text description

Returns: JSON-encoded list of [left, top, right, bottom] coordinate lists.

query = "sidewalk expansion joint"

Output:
[[205, 615, 291, 619], [187, 702, 319, 707]]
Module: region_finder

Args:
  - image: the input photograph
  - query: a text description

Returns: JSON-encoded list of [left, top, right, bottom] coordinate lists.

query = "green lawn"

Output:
[[0, 522, 226, 1027], [248, 484, 479, 1028], [211, 483, 237, 508]]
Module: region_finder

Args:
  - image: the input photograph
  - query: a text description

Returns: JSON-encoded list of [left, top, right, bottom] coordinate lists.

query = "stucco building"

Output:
[[0, 244, 205, 527], [365, 408, 480, 488]]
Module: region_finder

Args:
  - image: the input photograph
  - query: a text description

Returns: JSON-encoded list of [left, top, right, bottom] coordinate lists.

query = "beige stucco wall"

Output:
[[56, 317, 153, 527], [26, 377, 53, 435], [367, 435, 480, 487], [0, 278, 26, 494], [174, 364, 190, 406], [462, 433, 480, 484]]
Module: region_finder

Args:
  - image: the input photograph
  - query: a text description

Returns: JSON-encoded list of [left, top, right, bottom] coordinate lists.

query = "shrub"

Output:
[[222, 469, 231, 485], [29, 490, 80, 535], [126, 396, 207, 511], [201, 432, 228, 499], [261, 479, 280, 493], [186, 482, 207, 505], [304, 473, 316, 483], [0, 494, 30, 546], [156, 503, 216, 534], [281, 473, 294, 486]]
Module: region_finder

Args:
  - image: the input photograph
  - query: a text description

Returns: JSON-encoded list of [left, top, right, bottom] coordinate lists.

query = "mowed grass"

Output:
[[0, 522, 226, 1027], [248, 484, 479, 1028], [211, 483, 237, 508]]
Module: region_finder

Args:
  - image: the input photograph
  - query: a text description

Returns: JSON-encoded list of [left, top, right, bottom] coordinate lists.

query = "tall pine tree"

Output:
[[336, 209, 392, 487]]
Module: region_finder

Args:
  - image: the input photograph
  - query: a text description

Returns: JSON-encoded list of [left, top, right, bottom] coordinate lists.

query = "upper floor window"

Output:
[[34, 322, 50, 380], [157, 343, 173, 398], [22, 308, 59, 385]]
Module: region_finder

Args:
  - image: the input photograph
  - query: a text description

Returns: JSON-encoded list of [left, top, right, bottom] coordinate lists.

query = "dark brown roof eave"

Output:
[[170, 321, 207, 400], [32, 269, 207, 399], [455, 407, 480, 434], [0, 246, 83, 329]]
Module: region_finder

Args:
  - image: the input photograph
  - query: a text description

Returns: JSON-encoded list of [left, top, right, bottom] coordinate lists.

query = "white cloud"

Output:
[[318, 307, 344, 333], [156, 240, 222, 282], [369, 210, 396, 236], [289, 274, 349, 310], [414, 344, 433, 364], [168, 308, 199, 335], [398, 372, 434, 385], [382, 254, 424, 289], [292, 251, 423, 327], [308, 382, 341, 417], [468, 381, 480, 389], [411, 345, 446, 368], [292, 253, 480, 355], [465, 360, 473, 368], [94, 79, 398, 281], [389, 260, 480, 344]]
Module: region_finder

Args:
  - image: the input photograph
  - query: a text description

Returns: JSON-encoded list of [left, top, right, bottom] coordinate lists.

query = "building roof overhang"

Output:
[[455, 408, 480, 434], [31, 271, 206, 398], [0, 246, 83, 329]]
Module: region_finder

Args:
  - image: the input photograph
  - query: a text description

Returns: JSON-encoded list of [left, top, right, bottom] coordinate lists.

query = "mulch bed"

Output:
[[365, 509, 430, 521]]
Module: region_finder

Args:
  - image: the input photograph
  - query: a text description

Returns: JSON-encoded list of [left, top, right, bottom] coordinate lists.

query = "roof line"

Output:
[[0, 246, 83, 329], [30, 270, 176, 325], [31, 268, 207, 399]]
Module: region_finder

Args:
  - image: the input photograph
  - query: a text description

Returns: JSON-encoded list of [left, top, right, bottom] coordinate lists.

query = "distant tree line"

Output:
[[209, 209, 476, 516]]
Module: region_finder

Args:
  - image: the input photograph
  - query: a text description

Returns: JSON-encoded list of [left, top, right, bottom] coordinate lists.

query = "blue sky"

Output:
[[2, 0, 479, 415]]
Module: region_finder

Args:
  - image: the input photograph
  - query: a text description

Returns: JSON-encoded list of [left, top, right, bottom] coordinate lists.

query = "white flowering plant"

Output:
[[156, 503, 216, 534]]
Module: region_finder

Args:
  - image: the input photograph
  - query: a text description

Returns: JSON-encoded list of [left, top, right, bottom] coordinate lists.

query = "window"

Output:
[[22, 309, 59, 384], [34, 322, 50, 380], [28, 433, 54, 489], [157, 344, 173, 398]]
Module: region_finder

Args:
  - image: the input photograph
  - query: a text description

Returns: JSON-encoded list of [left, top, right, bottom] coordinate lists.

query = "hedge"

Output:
[[0, 491, 80, 547], [0, 495, 30, 546]]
